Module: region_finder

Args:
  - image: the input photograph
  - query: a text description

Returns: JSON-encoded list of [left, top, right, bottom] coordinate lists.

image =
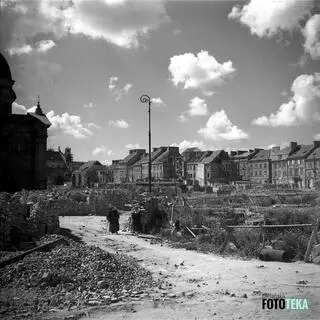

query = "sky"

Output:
[[1, 0, 320, 164]]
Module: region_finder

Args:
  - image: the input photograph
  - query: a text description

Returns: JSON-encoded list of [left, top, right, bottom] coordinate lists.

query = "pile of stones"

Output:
[[0, 238, 156, 318]]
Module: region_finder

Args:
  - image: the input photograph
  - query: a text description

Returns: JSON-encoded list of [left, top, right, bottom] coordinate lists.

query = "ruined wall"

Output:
[[0, 187, 136, 249]]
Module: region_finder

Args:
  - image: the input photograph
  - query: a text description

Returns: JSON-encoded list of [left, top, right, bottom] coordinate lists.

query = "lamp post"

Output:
[[140, 94, 152, 193]]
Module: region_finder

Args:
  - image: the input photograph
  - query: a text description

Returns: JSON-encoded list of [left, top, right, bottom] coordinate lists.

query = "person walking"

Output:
[[107, 206, 120, 234]]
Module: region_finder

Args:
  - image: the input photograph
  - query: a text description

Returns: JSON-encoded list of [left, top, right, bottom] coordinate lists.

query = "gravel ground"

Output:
[[0, 237, 159, 319]]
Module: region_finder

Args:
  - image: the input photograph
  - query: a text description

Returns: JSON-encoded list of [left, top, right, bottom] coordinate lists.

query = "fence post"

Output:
[[304, 217, 319, 263], [219, 226, 233, 254]]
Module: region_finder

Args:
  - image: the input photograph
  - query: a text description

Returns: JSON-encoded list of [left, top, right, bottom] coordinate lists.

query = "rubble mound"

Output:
[[0, 238, 155, 318]]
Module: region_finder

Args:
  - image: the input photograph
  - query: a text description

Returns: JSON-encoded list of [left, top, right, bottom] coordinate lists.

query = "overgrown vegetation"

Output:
[[163, 191, 319, 260]]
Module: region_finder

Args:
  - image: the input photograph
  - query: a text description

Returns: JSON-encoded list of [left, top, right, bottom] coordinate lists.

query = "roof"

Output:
[[76, 161, 105, 172], [0, 53, 12, 80], [306, 147, 320, 160], [120, 150, 145, 165], [270, 146, 291, 161], [134, 148, 167, 166], [232, 149, 260, 160], [201, 150, 223, 164], [181, 147, 202, 155], [28, 113, 51, 126], [249, 149, 271, 162], [288, 144, 315, 160], [153, 149, 172, 163], [47, 150, 64, 162], [188, 151, 213, 164], [184, 151, 205, 163]]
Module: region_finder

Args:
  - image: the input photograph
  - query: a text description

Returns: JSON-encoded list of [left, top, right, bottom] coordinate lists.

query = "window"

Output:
[[300, 168, 303, 175], [264, 163, 267, 168], [264, 171, 267, 176]]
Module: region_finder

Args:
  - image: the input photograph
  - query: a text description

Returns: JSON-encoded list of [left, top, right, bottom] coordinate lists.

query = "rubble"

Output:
[[0, 237, 156, 319]]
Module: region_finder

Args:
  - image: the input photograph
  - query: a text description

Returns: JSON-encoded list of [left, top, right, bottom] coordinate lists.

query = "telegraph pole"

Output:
[[140, 94, 152, 192]]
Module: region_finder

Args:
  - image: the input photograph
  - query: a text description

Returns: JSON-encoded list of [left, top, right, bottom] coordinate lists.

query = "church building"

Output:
[[0, 53, 51, 192]]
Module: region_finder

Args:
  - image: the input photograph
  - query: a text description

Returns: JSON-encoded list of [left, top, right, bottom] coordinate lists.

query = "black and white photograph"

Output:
[[0, 0, 320, 319]]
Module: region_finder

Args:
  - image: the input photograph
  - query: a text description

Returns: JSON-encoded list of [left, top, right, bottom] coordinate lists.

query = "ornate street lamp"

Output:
[[140, 94, 152, 192]]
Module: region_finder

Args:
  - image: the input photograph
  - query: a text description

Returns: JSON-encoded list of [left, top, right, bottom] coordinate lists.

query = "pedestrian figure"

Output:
[[131, 205, 142, 233], [174, 219, 180, 232], [107, 206, 120, 234]]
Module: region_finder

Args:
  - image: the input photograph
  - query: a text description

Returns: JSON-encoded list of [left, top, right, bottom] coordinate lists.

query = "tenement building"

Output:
[[0, 53, 51, 192]]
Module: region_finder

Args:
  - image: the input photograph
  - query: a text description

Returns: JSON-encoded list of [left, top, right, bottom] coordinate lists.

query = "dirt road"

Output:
[[60, 215, 320, 320]]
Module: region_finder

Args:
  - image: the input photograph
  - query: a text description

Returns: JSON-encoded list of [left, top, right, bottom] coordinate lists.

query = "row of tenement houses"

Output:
[[70, 141, 320, 189]]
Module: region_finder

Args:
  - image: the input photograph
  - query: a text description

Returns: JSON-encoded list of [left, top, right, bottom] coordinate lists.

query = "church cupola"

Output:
[[0, 53, 16, 117], [35, 95, 44, 115]]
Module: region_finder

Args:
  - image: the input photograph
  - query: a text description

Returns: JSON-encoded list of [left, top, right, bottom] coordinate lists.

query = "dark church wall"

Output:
[[0, 53, 50, 193]]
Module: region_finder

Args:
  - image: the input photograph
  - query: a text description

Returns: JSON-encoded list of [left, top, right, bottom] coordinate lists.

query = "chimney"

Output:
[[290, 141, 298, 151], [313, 141, 320, 148]]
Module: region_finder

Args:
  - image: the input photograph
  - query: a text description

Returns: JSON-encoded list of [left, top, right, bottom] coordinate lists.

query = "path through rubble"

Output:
[[60, 215, 320, 320]]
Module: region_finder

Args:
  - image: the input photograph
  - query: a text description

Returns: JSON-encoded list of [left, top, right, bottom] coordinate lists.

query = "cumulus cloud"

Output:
[[36, 39, 56, 53], [171, 140, 205, 151], [198, 110, 249, 141], [92, 145, 112, 156], [178, 97, 208, 121], [12, 101, 35, 114], [303, 14, 320, 60], [188, 97, 208, 116], [47, 111, 94, 139], [228, 0, 314, 38], [1, 0, 170, 54], [108, 77, 132, 101], [108, 119, 129, 128], [8, 44, 32, 56], [87, 123, 100, 129], [151, 97, 165, 106], [125, 143, 140, 149], [252, 73, 320, 127], [169, 50, 236, 96], [12, 100, 96, 139]]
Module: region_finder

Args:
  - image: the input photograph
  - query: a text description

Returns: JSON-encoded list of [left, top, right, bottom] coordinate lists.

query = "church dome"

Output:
[[0, 53, 13, 80]]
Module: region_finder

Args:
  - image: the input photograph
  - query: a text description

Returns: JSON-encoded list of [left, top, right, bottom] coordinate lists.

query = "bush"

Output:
[[263, 207, 318, 225], [234, 228, 261, 257], [273, 229, 310, 260]]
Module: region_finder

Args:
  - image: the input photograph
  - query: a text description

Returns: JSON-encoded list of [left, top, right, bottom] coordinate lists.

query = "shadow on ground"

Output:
[[58, 227, 84, 243]]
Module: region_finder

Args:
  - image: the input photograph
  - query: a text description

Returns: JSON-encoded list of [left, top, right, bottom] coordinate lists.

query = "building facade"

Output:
[[72, 161, 107, 187], [231, 149, 261, 181], [270, 142, 299, 185], [0, 53, 50, 192], [286, 141, 320, 188], [248, 150, 272, 184], [305, 147, 320, 189], [113, 149, 146, 183]]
